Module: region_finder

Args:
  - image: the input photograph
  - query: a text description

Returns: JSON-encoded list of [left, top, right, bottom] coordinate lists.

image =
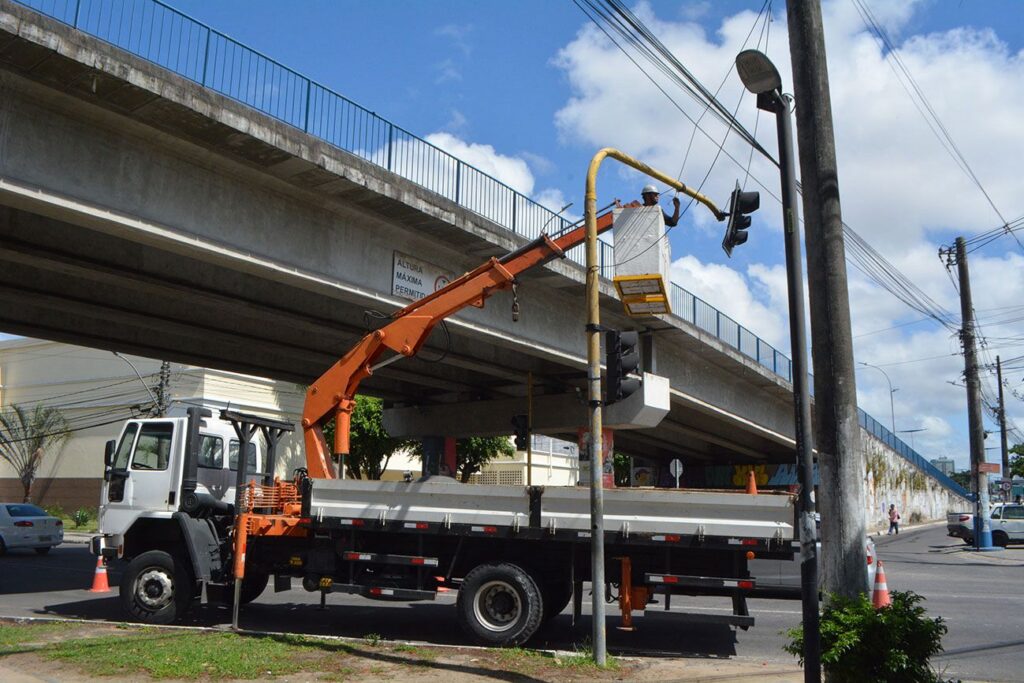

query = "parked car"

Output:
[[947, 510, 974, 544], [989, 504, 1024, 547], [947, 504, 1024, 547], [0, 503, 64, 555]]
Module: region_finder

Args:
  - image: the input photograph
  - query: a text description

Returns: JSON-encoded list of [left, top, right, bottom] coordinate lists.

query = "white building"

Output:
[[0, 338, 304, 509]]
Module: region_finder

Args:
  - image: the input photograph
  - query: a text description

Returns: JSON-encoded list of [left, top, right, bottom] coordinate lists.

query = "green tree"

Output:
[[1007, 444, 1024, 478], [323, 396, 414, 480], [949, 470, 972, 488], [454, 436, 514, 483], [0, 404, 69, 502], [612, 452, 631, 486]]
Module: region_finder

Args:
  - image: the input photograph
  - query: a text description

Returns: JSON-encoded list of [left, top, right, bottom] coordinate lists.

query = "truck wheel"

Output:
[[207, 572, 269, 606], [992, 531, 1009, 548], [541, 579, 573, 622], [457, 563, 543, 647], [120, 550, 193, 624]]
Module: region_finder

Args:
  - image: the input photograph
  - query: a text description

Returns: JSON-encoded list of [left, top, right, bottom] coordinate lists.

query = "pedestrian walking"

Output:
[[888, 504, 900, 535]]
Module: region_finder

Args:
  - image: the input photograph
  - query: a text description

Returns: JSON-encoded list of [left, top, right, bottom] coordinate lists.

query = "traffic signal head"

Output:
[[605, 330, 641, 405], [722, 181, 760, 256], [511, 414, 529, 450]]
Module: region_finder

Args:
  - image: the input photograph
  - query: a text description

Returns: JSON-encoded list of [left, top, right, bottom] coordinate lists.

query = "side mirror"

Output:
[[104, 440, 116, 468]]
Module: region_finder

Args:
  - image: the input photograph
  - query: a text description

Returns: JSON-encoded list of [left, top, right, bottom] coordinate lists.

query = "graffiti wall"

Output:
[[645, 432, 969, 531]]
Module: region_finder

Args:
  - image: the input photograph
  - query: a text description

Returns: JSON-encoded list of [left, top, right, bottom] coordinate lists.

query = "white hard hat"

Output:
[[641, 184, 658, 194]]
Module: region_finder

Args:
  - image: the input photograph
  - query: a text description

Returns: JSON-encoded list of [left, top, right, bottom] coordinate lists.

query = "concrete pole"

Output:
[[955, 237, 994, 549], [997, 356, 1009, 487], [786, 0, 867, 597]]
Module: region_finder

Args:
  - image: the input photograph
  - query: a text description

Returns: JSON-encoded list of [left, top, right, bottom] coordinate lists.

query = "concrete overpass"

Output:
[[0, 1, 969, 500]]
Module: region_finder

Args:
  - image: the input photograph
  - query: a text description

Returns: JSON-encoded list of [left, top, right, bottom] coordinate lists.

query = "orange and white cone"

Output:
[[746, 469, 758, 495], [89, 556, 111, 593], [871, 560, 890, 609]]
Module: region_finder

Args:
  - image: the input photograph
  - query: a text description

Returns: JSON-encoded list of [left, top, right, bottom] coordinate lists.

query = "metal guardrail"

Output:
[[14, 0, 969, 500]]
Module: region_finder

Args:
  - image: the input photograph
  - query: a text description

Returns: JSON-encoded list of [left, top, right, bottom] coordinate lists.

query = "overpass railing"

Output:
[[15, 0, 968, 500]]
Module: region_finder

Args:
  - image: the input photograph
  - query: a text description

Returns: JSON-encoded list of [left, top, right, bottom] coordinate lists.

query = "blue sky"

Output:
[[15, 0, 1024, 471]]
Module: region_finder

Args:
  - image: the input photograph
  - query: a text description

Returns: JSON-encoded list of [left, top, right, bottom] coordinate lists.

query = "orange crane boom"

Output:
[[301, 213, 615, 479]]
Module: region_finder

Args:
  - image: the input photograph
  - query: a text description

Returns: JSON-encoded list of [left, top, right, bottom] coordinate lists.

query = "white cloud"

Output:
[[425, 132, 535, 195], [670, 255, 789, 350], [434, 58, 462, 84], [435, 23, 474, 56]]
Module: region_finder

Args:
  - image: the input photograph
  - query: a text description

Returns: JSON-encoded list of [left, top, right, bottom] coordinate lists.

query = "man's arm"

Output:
[[664, 196, 681, 227]]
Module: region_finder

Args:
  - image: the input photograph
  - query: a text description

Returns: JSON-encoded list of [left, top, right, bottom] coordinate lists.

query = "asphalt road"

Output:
[[1, 525, 1021, 681]]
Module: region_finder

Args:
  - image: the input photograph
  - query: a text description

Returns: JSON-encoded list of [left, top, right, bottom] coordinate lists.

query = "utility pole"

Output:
[[787, 0, 866, 596], [947, 237, 994, 549], [155, 361, 171, 417], [997, 356, 1009, 488]]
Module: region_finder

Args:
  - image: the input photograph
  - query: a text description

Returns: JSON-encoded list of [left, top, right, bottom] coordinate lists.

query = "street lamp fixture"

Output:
[[736, 48, 820, 683], [736, 49, 782, 95], [858, 361, 898, 435]]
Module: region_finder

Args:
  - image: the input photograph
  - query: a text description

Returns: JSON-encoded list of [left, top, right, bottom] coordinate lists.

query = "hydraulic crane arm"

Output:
[[301, 213, 615, 479]]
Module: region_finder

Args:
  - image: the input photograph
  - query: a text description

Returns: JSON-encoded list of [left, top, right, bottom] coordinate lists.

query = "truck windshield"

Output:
[[111, 423, 138, 470], [132, 423, 174, 471]]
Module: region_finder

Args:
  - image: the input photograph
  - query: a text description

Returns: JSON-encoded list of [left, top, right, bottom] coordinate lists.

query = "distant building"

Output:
[[0, 338, 304, 509], [0, 338, 579, 509], [930, 457, 955, 476]]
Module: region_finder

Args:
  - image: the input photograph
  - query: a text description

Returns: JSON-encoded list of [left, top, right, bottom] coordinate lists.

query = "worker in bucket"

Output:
[[642, 184, 681, 227], [617, 185, 681, 227]]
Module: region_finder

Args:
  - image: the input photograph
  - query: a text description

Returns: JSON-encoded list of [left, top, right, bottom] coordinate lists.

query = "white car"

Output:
[[0, 503, 64, 555]]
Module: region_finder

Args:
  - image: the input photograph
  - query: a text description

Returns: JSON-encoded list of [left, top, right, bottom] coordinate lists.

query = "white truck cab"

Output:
[[97, 413, 263, 554]]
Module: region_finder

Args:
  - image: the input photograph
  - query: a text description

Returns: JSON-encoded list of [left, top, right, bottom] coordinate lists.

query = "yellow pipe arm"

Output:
[[585, 147, 727, 222]]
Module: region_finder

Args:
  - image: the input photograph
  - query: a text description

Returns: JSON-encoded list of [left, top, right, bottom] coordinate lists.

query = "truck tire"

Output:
[[456, 563, 543, 647], [207, 572, 270, 606], [120, 550, 193, 624]]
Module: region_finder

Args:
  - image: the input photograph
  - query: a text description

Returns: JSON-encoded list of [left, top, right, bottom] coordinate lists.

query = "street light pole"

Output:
[[859, 361, 897, 435], [735, 50, 819, 683]]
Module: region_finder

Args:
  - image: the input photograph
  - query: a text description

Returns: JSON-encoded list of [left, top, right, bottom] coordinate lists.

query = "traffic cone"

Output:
[[871, 560, 890, 609], [746, 469, 758, 495], [89, 556, 111, 593]]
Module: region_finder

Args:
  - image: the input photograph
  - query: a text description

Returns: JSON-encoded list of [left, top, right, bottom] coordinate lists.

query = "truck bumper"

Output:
[[91, 534, 123, 560]]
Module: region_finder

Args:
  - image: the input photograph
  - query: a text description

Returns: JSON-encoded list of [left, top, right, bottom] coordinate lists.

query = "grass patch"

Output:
[[554, 642, 619, 671], [0, 621, 74, 655], [43, 631, 311, 679]]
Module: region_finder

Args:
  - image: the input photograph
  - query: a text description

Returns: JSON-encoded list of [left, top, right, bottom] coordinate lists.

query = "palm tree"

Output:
[[0, 404, 69, 502]]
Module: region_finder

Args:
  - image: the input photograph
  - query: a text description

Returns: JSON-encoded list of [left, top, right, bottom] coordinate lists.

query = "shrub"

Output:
[[71, 508, 92, 528], [785, 591, 948, 683], [43, 504, 66, 519]]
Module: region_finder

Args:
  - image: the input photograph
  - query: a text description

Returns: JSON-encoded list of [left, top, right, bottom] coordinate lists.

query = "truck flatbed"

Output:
[[307, 478, 796, 550]]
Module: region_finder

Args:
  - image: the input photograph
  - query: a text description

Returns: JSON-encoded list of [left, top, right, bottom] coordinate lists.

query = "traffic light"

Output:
[[605, 330, 640, 405], [722, 181, 760, 256], [511, 414, 529, 450]]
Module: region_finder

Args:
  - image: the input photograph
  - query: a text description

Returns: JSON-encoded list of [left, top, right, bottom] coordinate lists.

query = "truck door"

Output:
[[100, 422, 139, 535], [126, 421, 177, 510], [196, 434, 229, 501]]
